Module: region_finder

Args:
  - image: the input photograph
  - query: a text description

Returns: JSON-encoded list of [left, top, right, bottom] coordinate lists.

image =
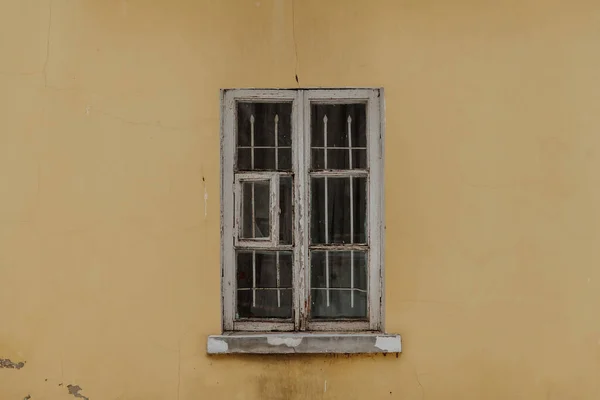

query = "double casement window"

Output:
[[221, 89, 384, 332]]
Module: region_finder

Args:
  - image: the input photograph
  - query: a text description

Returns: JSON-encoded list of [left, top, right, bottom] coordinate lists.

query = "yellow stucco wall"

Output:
[[2, 0, 600, 398]]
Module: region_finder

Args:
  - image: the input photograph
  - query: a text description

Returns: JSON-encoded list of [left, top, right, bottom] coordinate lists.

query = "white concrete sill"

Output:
[[207, 332, 401, 355]]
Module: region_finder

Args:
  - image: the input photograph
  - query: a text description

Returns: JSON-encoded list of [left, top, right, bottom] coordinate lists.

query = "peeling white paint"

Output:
[[266, 336, 303, 347], [207, 338, 228, 354], [374, 336, 401, 352], [85, 105, 91, 115]]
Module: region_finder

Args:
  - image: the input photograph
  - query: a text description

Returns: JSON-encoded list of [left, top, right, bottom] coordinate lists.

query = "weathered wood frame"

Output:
[[221, 88, 384, 333]]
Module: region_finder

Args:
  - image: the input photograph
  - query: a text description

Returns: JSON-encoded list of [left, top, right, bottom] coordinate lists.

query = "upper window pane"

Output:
[[237, 102, 292, 171], [310, 103, 367, 170]]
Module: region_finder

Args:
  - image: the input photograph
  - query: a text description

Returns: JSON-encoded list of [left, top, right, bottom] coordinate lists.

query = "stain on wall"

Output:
[[0, 359, 25, 369]]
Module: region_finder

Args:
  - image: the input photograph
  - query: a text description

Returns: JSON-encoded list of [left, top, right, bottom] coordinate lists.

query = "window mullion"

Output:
[[294, 90, 308, 330]]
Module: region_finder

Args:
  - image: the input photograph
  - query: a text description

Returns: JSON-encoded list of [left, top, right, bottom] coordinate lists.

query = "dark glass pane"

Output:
[[353, 177, 367, 243], [311, 149, 325, 170], [237, 289, 293, 319], [328, 176, 351, 244], [277, 148, 292, 171], [326, 149, 349, 170], [310, 289, 367, 319], [237, 250, 293, 289], [253, 148, 276, 170], [237, 102, 292, 147], [279, 177, 293, 245], [351, 149, 367, 170], [236, 250, 293, 319], [310, 250, 367, 290], [353, 251, 368, 291], [311, 149, 365, 170], [310, 103, 367, 149], [241, 181, 270, 239], [310, 178, 326, 243], [279, 252, 293, 287], [311, 177, 367, 244], [236, 251, 253, 288], [237, 102, 292, 171], [237, 148, 251, 171]]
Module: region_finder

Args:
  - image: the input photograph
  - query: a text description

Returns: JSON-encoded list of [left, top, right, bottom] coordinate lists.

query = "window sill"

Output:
[[207, 332, 401, 355]]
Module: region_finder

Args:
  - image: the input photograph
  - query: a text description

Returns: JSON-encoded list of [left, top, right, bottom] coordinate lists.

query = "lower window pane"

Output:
[[310, 250, 368, 319], [236, 250, 293, 319], [237, 289, 292, 319], [311, 289, 367, 319]]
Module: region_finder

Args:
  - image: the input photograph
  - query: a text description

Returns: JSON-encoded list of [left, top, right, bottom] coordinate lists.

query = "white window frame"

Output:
[[220, 88, 384, 333]]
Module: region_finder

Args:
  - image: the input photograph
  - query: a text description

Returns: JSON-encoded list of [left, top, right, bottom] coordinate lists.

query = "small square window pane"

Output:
[[277, 148, 292, 171], [237, 102, 292, 171], [236, 250, 293, 319], [326, 149, 349, 170], [279, 177, 293, 245], [241, 181, 270, 239], [311, 177, 367, 244], [310, 250, 367, 290], [253, 148, 276, 170]]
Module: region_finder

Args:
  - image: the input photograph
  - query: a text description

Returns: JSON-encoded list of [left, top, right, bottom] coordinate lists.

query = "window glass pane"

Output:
[[253, 148, 275, 170], [277, 148, 292, 171], [311, 149, 324, 170], [279, 176, 293, 245], [326, 149, 349, 170], [310, 177, 367, 244], [237, 102, 292, 171], [237, 148, 251, 171], [310, 250, 368, 319], [310, 103, 367, 169], [241, 180, 270, 239], [236, 250, 293, 319], [310, 250, 367, 319], [351, 149, 367, 170]]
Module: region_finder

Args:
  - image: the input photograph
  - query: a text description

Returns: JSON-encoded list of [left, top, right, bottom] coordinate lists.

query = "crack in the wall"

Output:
[[0, 358, 25, 369], [67, 385, 89, 400], [43, 0, 53, 88], [291, 0, 299, 86]]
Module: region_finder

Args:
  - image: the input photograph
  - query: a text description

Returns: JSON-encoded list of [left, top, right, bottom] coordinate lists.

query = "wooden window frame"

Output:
[[220, 88, 385, 333]]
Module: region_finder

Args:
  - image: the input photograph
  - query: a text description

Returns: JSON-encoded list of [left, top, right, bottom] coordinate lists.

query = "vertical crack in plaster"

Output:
[[291, 0, 299, 85], [413, 364, 424, 400], [203, 177, 208, 219], [43, 0, 53, 88], [177, 340, 181, 400]]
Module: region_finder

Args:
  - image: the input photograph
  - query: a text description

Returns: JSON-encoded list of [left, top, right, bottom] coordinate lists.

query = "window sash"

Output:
[[221, 88, 384, 332]]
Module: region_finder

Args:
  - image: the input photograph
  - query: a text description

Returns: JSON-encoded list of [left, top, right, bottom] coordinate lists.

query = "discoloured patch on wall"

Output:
[[67, 385, 89, 400], [0, 358, 25, 369]]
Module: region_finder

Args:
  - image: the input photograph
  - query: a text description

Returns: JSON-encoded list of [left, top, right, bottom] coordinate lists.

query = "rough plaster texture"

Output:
[[2, 0, 600, 399]]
